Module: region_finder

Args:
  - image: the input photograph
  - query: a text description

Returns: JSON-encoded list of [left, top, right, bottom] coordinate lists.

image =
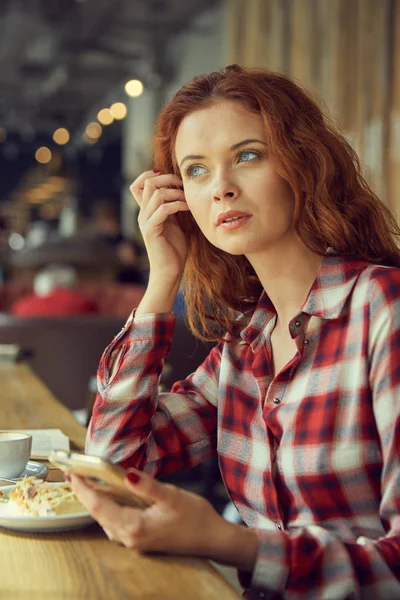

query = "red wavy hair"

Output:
[[152, 64, 400, 341]]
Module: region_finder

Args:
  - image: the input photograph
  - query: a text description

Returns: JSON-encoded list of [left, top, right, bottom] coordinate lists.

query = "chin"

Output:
[[206, 232, 260, 255], [214, 242, 255, 256]]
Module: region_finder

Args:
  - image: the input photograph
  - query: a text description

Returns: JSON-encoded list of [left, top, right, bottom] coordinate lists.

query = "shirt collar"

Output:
[[240, 253, 369, 344]]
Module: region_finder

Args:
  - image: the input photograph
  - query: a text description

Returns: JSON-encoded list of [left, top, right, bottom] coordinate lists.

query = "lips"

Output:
[[216, 210, 251, 226]]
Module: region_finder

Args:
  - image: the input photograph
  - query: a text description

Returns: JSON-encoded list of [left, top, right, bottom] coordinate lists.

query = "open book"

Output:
[[15, 429, 70, 459]]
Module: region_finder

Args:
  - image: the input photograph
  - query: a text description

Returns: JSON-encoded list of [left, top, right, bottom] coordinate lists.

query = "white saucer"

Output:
[[0, 461, 48, 484]]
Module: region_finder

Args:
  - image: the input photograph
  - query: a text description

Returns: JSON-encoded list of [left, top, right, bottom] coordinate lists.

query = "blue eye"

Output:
[[238, 150, 260, 163], [184, 164, 207, 178]]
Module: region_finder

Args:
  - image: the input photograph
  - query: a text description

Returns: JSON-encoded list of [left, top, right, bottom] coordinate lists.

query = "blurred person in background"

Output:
[[71, 65, 400, 599], [11, 264, 98, 317]]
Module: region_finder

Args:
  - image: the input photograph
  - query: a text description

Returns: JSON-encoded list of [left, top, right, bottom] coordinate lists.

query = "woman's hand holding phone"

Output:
[[70, 467, 258, 572]]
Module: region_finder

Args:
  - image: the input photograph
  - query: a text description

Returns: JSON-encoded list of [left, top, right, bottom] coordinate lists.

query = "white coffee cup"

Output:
[[0, 431, 32, 479]]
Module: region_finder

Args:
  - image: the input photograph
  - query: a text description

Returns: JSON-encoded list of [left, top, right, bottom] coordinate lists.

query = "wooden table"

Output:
[[0, 363, 240, 599]]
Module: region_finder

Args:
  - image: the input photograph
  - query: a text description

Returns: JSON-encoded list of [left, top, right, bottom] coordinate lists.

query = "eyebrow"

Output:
[[178, 138, 267, 169]]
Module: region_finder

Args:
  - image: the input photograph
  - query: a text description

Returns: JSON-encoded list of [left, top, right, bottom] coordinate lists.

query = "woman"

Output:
[[71, 65, 400, 599]]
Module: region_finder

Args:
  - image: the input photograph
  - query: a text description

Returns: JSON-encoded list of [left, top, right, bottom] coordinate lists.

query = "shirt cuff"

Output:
[[113, 310, 176, 347], [239, 529, 289, 597], [100, 311, 177, 387]]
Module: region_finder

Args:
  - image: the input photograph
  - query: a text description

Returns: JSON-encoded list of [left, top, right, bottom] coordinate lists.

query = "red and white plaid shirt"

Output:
[[87, 255, 400, 599]]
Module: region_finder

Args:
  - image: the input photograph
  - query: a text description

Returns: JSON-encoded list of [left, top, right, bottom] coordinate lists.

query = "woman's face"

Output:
[[175, 100, 296, 259]]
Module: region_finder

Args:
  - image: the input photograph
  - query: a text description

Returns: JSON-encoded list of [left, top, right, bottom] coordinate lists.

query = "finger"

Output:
[[130, 172, 183, 207], [140, 176, 183, 210], [140, 188, 187, 221], [130, 171, 160, 208], [71, 476, 146, 549], [129, 170, 161, 199], [103, 527, 125, 546], [124, 468, 177, 507], [69, 475, 124, 525], [133, 172, 183, 194], [143, 201, 191, 233], [103, 526, 115, 540]]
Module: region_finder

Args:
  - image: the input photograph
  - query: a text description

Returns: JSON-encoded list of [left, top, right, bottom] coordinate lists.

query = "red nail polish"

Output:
[[153, 169, 161, 174], [126, 472, 140, 485], [65, 474, 71, 482]]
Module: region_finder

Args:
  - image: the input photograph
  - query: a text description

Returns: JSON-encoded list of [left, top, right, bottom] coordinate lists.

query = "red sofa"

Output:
[[0, 282, 146, 317]]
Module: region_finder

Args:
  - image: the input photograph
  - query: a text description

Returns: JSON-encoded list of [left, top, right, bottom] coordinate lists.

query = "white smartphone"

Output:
[[49, 450, 150, 509]]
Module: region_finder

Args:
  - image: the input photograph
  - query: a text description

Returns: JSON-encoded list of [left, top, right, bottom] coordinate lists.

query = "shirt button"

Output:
[[273, 397, 281, 405], [275, 521, 283, 530], [304, 339, 309, 345], [295, 319, 301, 327]]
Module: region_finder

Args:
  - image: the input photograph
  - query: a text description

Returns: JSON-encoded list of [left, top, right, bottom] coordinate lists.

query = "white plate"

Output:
[[0, 484, 95, 532], [0, 461, 49, 485]]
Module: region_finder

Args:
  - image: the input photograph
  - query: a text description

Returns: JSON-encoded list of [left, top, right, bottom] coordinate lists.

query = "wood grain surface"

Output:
[[0, 362, 87, 450], [0, 363, 240, 599]]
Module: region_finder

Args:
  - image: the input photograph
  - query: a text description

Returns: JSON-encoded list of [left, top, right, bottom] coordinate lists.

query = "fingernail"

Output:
[[153, 169, 161, 174], [126, 472, 140, 485], [64, 474, 71, 482]]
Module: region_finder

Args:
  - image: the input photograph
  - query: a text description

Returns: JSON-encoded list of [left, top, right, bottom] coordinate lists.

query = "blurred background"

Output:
[[0, 0, 224, 287], [1, 0, 399, 285], [0, 0, 399, 289], [0, 0, 399, 411]]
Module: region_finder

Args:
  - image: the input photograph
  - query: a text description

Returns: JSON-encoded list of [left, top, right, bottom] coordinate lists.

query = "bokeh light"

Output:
[[53, 128, 70, 145], [82, 133, 98, 145], [97, 108, 114, 125], [124, 79, 144, 98], [35, 146, 52, 164], [8, 232, 25, 251], [110, 102, 127, 120], [85, 122, 102, 139]]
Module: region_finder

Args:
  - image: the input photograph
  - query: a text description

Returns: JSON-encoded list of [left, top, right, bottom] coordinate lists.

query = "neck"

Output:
[[247, 239, 322, 330]]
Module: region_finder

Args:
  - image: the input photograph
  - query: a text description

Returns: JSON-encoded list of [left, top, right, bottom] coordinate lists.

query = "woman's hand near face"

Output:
[[130, 171, 190, 282], [69, 469, 258, 573], [130, 171, 191, 314]]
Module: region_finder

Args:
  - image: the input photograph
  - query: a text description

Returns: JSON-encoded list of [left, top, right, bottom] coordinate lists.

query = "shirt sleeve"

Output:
[[85, 312, 220, 476], [241, 269, 400, 599]]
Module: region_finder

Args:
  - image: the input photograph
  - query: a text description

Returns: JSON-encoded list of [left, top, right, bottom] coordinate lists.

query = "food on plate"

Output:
[[8, 476, 86, 516]]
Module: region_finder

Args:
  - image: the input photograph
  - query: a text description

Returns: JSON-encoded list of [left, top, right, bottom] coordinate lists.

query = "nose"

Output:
[[212, 177, 240, 203]]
